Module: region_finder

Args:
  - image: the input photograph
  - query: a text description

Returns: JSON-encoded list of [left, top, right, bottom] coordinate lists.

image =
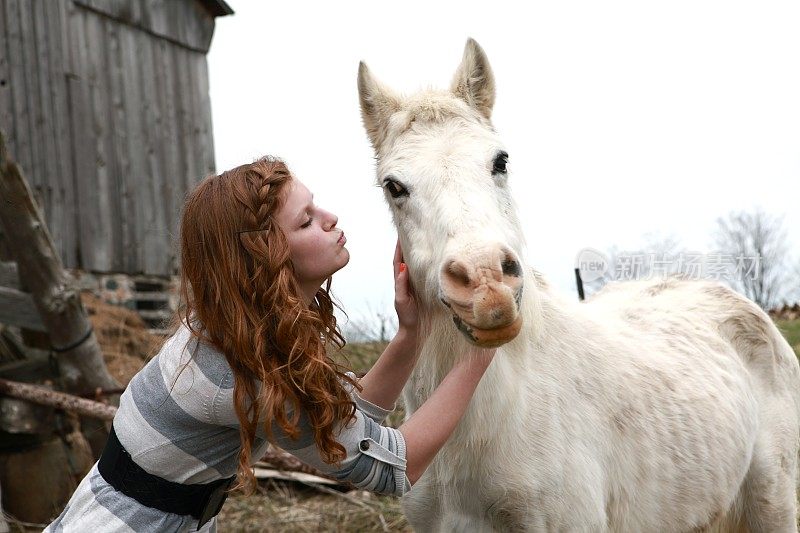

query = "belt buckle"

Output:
[[197, 478, 233, 530]]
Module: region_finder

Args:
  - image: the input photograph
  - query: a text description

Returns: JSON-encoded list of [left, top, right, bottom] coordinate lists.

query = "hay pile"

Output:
[[218, 483, 409, 532], [80, 293, 163, 386]]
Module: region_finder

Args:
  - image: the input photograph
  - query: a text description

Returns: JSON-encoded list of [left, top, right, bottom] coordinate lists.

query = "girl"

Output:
[[45, 157, 495, 532]]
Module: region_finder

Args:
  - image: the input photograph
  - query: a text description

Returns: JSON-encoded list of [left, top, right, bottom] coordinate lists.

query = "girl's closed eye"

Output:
[[300, 217, 312, 229]]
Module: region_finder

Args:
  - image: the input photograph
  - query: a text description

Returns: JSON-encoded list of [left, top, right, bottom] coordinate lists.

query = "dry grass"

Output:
[[218, 481, 410, 532], [81, 292, 164, 386], [776, 319, 800, 358]]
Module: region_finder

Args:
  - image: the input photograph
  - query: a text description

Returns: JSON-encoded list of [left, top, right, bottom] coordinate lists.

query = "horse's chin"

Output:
[[451, 313, 522, 348]]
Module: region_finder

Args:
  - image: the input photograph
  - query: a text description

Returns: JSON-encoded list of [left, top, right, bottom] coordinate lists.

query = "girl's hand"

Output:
[[393, 238, 419, 334]]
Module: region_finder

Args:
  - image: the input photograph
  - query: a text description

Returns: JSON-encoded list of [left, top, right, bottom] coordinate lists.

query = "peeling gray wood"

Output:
[[0, 286, 45, 332], [5, 0, 32, 178], [2, 0, 220, 277]]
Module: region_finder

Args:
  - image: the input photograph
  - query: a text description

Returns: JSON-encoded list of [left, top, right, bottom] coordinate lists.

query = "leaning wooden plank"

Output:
[[0, 377, 116, 421], [258, 445, 337, 481], [0, 130, 119, 395], [251, 467, 341, 486], [0, 286, 45, 332]]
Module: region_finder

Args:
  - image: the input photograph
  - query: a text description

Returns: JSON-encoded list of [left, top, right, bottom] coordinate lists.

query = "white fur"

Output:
[[358, 39, 800, 532]]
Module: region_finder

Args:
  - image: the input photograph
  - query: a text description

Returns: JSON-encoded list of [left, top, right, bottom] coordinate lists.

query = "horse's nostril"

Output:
[[501, 257, 521, 277], [445, 260, 471, 288]]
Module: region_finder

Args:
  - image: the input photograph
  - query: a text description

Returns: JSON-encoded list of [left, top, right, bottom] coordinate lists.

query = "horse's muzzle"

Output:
[[439, 244, 524, 347]]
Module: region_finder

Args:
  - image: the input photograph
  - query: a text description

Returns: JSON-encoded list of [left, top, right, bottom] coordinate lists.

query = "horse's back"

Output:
[[589, 277, 800, 396], [585, 277, 800, 530]]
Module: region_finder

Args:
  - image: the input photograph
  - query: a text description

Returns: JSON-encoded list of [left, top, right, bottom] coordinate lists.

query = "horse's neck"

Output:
[[410, 271, 574, 415]]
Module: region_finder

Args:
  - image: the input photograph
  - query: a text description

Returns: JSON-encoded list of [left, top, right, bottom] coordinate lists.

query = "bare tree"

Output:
[[785, 256, 800, 306], [713, 209, 793, 310]]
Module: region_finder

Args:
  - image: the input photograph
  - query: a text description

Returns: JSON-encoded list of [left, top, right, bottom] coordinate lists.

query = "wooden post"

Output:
[[574, 267, 585, 301], [0, 130, 119, 396]]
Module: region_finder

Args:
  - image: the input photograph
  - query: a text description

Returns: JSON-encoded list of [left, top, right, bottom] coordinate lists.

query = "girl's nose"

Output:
[[322, 210, 338, 231]]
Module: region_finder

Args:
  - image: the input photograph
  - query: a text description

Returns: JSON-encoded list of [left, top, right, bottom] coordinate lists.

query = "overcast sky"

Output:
[[207, 1, 800, 330]]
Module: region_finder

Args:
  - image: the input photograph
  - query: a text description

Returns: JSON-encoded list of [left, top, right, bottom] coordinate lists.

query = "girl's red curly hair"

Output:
[[176, 156, 356, 493]]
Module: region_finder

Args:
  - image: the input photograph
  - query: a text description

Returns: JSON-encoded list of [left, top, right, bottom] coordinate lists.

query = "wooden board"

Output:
[[0, 287, 46, 332], [73, 0, 217, 53]]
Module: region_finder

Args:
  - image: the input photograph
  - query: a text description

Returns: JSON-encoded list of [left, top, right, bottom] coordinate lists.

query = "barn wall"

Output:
[[0, 0, 218, 276], [0, 1, 78, 268]]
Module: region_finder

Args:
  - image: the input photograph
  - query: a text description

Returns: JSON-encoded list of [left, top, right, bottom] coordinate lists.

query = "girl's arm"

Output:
[[356, 239, 420, 410], [399, 348, 494, 485]]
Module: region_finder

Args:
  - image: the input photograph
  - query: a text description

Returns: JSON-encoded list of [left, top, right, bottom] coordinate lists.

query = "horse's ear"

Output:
[[358, 62, 401, 151], [450, 38, 496, 120]]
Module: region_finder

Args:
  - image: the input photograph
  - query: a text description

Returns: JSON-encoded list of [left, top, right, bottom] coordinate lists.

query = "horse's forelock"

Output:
[[379, 91, 488, 152]]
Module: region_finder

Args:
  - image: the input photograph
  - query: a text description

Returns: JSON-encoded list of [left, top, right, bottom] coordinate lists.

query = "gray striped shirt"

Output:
[[45, 325, 409, 532]]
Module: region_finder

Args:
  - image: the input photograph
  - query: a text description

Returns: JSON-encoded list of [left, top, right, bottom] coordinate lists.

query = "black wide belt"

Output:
[[97, 424, 235, 529]]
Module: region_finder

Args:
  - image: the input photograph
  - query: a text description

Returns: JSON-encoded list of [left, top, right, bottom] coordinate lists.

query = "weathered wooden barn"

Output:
[[0, 0, 232, 278], [0, 1, 233, 524]]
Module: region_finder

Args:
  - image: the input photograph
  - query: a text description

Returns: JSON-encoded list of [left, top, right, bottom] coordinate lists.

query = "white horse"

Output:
[[357, 39, 800, 532]]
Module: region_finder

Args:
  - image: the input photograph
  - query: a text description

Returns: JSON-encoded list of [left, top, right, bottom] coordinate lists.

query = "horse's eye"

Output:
[[384, 178, 409, 199], [492, 151, 509, 175]]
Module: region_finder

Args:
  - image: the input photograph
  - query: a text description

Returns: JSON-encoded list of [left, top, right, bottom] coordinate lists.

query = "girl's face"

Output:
[[276, 178, 349, 298]]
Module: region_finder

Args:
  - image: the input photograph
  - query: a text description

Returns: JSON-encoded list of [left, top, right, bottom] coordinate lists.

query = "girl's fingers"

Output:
[[393, 238, 407, 282], [395, 258, 409, 300]]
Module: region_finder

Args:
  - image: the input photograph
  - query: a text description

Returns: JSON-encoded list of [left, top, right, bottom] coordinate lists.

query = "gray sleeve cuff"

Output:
[[326, 413, 409, 497], [393, 426, 411, 496]]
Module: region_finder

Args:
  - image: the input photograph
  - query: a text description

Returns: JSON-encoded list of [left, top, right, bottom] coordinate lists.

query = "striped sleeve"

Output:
[[210, 373, 410, 496], [286, 409, 411, 497], [331, 412, 410, 496]]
